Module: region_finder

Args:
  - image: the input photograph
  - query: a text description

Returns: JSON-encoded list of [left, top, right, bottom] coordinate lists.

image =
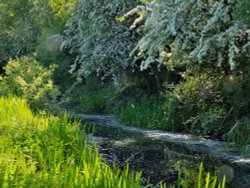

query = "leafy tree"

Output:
[[123, 0, 250, 71], [64, 0, 139, 78], [0, 0, 75, 71], [0, 0, 38, 69], [115, 0, 250, 138], [35, 0, 78, 91]]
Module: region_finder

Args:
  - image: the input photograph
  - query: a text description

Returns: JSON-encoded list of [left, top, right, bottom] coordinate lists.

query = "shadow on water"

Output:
[[76, 114, 250, 188]]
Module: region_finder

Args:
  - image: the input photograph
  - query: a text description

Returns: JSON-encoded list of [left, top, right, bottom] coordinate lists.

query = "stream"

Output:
[[73, 114, 250, 187]]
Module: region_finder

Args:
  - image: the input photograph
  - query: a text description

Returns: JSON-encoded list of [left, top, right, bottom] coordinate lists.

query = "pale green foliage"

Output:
[[126, 0, 250, 71], [65, 0, 138, 77], [0, 57, 60, 110], [49, 0, 78, 21]]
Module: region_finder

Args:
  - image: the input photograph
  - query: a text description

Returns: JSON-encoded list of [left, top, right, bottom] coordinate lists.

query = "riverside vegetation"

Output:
[[0, 97, 226, 187], [0, 97, 142, 188], [0, 0, 249, 187]]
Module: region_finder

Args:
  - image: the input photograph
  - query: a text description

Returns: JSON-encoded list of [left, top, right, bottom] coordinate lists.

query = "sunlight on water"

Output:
[[145, 131, 190, 140], [113, 138, 136, 146]]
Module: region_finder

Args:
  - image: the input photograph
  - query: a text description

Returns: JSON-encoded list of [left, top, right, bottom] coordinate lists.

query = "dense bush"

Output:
[[114, 94, 165, 129], [111, 92, 195, 132], [49, 0, 78, 22], [0, 56, 60, 110]]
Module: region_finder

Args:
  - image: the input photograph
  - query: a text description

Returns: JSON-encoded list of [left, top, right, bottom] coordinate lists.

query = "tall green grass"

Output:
[[159, 163, 226, 188], [0, 97, 226, 188], [0, 97, 142, 187], [114, 94, 186, 132], [226, 117, 250, 155]]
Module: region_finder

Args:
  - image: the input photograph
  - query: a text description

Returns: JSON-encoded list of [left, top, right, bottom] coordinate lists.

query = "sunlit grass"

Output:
[[159, 163, 226, 188], [0, 97, 226, 188], [0, 97, 142, 188]]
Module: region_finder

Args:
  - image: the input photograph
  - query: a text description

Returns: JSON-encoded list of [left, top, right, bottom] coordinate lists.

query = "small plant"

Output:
[[0, 56, 60, 111], [226, 117, 250, 155], [172, 163, 226, 188]]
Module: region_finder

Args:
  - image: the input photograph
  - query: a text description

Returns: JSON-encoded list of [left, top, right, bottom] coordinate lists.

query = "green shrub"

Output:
[[161, 96, 188, 132], [64, 76, 116, 114], [0, 56, 60, 111], [173, 66, 223, 110], [169, 65, 229, 134], [113, 94, 160, 128], [0, 96, 142, 187], [227, 61, 250, 119], [113, 93, 192, 132], [185, 107, 227, 136], [76, 85, 115, 114], [113, 94, 172, 130], [226, 117, 250, 155]]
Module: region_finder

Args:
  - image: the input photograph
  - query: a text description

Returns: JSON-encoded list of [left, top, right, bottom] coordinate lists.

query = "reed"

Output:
[[0, 97, 141, 188]]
